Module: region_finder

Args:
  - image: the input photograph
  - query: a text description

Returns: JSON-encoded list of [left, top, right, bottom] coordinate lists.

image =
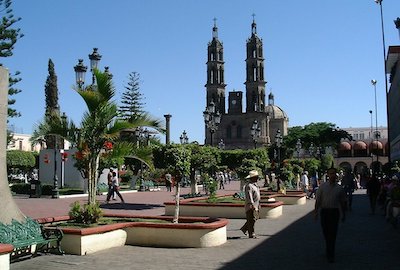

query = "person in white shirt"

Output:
[[240, 170, 261, 239]]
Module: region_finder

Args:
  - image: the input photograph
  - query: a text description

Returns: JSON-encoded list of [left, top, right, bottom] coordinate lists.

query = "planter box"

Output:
[[260, 190, 307, 205], [41, 215, 228, 255], [0, 244, 13, 270], [164, 196, 283, 219]]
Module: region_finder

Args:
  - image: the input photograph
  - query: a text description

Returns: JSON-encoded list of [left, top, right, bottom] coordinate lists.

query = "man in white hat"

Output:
[[240, 170, 261, 238]]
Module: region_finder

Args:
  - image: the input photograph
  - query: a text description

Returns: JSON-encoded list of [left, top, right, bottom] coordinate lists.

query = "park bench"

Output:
[[0, 217, 64, 261]]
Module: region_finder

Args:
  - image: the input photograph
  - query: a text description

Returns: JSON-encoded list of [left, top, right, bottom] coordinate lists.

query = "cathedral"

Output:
[[204, 18, 289, 149]]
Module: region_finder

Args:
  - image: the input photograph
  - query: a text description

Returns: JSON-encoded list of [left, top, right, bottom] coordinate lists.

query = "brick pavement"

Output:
[[10, 185, 400, 270]]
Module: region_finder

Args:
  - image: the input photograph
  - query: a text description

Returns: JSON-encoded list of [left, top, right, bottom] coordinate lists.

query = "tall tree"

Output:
[[44, 59, 59, 116], [0, 0, 23, 143], [118, 72, 145, 121], [44, 59, 60, 148], [32, 69, 164, 206]]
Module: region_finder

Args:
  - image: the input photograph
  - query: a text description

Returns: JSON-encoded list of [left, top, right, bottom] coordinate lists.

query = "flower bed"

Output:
[[164, 195, 283, 219], [39, 214, 228, 255]]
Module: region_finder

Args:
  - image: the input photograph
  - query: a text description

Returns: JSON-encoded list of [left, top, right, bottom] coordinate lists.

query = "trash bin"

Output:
[[30, 180, 41, 198]]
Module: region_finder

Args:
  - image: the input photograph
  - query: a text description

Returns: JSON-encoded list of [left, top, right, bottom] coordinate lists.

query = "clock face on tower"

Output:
[[231, 100, 237, 105]]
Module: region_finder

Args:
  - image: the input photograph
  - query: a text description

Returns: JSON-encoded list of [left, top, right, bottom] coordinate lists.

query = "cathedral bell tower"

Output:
[[205, 18, 226, 114], [245, 17, 266, 113]]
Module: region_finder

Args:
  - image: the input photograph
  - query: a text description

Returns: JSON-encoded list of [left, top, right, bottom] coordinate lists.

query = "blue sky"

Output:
[[3, 0, 400, 144]]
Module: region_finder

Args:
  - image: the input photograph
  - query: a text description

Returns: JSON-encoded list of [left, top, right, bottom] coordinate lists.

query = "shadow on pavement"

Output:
[[219, 193, 400, 270], [100, 203, 163, 211]]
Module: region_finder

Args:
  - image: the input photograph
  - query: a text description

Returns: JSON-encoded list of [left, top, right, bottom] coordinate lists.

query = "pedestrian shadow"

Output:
[[100, 203, 163, 211], [219, 193, 400, 270]]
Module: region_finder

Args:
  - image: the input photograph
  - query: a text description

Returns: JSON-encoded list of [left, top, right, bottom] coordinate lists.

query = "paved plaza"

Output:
[[10, 182, 400, 270]]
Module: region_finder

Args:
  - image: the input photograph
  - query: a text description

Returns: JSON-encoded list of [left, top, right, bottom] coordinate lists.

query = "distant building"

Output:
[[387, 45, 400, 162], [7, 133, 42, 152], [204, 18, 288, 150], [335, 127, 389, 175]]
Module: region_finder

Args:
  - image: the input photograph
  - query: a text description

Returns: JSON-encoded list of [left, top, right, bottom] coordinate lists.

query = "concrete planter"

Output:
[[40, 215, 228, 255], [260, 190, 307, 205], [0, 244, 13, 270], [164, 196, 283, 219]]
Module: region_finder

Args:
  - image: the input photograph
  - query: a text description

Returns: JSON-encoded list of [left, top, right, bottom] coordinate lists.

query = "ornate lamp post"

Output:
[[203, 101, 221, 146], [250, 120, 261, 149], [371, 79, 380, 167], [296, 139, 302, 159], [180, 130, 189, 144], [218, 139, 225, 150], [74, 48, 108, 88], [52, 135, 59, 199], [309, 142, 315, 158], [275, 129, 283, 174]]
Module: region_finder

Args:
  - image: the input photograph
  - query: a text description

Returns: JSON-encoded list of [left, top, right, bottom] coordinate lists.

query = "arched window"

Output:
[[253, 67, 257, 81], [237, 126, 242, 138], [227, 126, 232, 139]]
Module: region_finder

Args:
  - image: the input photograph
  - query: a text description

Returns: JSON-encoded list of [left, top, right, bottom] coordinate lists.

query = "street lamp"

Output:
[[203, 101, 221, 146], [369, 110, 373, 139], [371, 79, 380, 168], [218, 139, 225, 150], [250, 120, 261, 149], [275, 129, 283, 174], [52, 135, 59, 199], [180, 130, 189, 144], [296, 139, 302, 159], [74, 48, 109, 88], [309, 142, 314, 158]]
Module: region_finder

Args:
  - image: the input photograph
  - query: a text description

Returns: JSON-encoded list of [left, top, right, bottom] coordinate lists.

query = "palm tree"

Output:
[[32, 69, 164, 205]]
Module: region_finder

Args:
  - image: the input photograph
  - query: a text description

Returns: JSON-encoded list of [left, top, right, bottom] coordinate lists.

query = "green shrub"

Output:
[[41, 185, 54, 195], [68, 201, 103, 224], [10, 183, 30, 194]]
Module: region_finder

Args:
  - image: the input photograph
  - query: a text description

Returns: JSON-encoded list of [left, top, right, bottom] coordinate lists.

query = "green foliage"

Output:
[[220, 148, 269, 172], [235, 158, 261, 179], [189, 144, 220, 175], [68, 201, 103, 225], [285, 122, 351, 152], [6, 150, 35, 169], [9, 183, 30, 194], [1, 0, 24, 123], [118, 71, 145, 121], [44, 59, 59, 116], [202, 174, 218, 202], [164, 144, 191, 179]]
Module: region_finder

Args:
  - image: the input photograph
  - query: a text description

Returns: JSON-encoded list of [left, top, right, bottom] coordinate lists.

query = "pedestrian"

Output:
[[106, 169, 115, 200], [366, 173, 381, 215], [314, 167, 347, 263], [165, 173, 172, 192], [106, 171, 125, 203], [240, 170, 261, 239], [301, 171, 310, 198], [218, 171, 225, 190], [342, 170, 356, 210]]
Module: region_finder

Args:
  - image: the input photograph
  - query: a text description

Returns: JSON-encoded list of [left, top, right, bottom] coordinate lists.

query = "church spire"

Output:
[[251, 13, 257, 35], [212, 17, 218, 39]]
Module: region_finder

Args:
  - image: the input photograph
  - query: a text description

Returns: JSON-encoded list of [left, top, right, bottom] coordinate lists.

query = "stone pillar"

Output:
[[164, 114, 172, 145], [0, 67, 25, 223]]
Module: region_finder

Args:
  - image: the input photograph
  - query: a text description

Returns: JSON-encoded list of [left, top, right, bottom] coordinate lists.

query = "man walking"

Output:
[[314, 167, 347, 263], [240, 170, 261, 239]]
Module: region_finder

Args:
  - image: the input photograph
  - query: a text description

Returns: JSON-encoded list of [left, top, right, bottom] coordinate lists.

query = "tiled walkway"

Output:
[[10, 183, 400, 270]]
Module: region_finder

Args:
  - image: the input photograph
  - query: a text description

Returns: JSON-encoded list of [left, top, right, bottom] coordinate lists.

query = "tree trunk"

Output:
[[173, 182, 180, 223], [0, 67, 25, 224]]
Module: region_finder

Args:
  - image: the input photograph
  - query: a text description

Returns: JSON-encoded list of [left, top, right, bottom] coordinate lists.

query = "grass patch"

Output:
[[196, 196, 245, 204]]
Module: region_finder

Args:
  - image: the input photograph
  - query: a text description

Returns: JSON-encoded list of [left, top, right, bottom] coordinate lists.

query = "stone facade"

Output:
[[204, 19, 288, 149]]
